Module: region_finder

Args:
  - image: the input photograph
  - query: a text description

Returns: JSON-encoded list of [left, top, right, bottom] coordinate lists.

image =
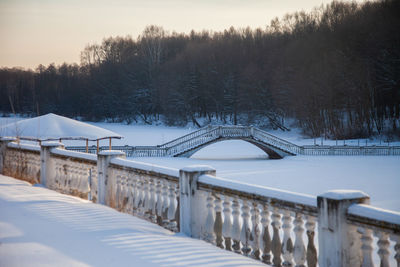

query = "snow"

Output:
[[110, 157, 179, 178], [8, 142, 41, 152], [181, 165, 216, 172], [319, 190, 369, 200], [199, 174, 317, 207], [51, 148, 97, 162], [98, 150, 126, 156], [348, 204, 400, 225], [0, 175, 265, 267], [0, 113, 122, 141]]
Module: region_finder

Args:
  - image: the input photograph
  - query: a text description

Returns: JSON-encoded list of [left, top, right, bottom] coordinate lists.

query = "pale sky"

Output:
[[0, 0, 358, 69]]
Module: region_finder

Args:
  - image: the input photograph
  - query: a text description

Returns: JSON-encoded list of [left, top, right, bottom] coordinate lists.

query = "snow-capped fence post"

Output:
[[40, 141, 64, 187], [179, 165, 216, 238], [97, 151, 125, 205], [0, 137, 16, 174], [317, 190, 370, 267]]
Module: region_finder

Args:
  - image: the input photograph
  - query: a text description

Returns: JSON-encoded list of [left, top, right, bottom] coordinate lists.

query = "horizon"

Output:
[[0, 0, 363, 70]]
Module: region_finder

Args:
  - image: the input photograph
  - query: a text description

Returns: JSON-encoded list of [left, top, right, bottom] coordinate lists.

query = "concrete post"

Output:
[[40, 141, 64, 187], [0, 137, 16, 174], [179, 165, 216, 238], [97, 151, 126, 205], [317, 190, 370, 267]]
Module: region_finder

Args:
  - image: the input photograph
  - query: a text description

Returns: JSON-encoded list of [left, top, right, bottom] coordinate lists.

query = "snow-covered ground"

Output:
[[0, 175, 265, 267]]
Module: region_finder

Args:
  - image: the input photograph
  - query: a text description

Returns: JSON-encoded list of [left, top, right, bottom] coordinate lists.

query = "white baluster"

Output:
[[131, 175, 138, 212], [377, 231, 390, 267], [214, 195, 224, 248], [167, 183, 178, 231], [161, 180, 170, 226], [120, 173, 127, 211], [232, 197, 242, 254], [360, 228, 374, 267], [204, 192, 216, 244], [282, 209, 294, 266], [293, 213, 306, 267], [135, 178, 144, 217], [149, 178, 157, 222], [222, 196, 233, 251], [250, 202, 261, 260], [240, 199, 251, 256], [305, 215, 317, 267], [143, 177, 151, 217], [261, 204, 272, 264], [155, 179, 163, 225], [115, 170, 121, 210], [271, 207, 282, 267]]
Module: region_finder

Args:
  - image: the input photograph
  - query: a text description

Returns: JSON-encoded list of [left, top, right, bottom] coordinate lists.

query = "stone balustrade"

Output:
[[1, 137, 399, 266]]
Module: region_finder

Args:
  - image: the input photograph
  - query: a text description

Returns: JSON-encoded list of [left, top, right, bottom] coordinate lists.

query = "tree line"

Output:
[[1, 0, 399, 139]]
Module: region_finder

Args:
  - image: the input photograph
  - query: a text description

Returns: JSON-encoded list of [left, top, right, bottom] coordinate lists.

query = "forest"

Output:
[[0, 0, 399, 139]]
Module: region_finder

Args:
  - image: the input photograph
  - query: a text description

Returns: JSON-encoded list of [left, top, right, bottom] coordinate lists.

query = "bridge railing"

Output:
[[252, 128, 302, 155], [302, 145, 400, 156], [158, 126, 217, 149]]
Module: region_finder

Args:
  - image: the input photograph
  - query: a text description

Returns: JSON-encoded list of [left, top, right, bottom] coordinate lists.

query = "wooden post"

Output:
[[85, 139, 88, 153], [109, 137, 112, 150], [96, 139, 99, 154]]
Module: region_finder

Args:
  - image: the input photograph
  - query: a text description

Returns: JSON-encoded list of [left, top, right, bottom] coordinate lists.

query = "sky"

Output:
[[1, 0, 359, 69]]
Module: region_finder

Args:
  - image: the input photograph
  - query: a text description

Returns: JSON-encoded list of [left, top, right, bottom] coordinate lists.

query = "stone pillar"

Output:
[[40, 141, 64, 187], [179, 165, 216, 238], [0, 137, 16, 174], [97, 151, 126, 205], [317, 190, 370, 267]]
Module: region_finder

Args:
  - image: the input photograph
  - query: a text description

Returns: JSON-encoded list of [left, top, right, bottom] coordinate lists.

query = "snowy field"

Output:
[[0, 175, 264, 267]]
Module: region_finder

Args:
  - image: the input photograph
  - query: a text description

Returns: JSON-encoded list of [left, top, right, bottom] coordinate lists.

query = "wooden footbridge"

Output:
[[66, 125, 400, 158]]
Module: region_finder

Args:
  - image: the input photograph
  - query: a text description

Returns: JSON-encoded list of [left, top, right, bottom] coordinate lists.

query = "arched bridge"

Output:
[[156, 126, 301, 159], [68, 126, 301, 159]]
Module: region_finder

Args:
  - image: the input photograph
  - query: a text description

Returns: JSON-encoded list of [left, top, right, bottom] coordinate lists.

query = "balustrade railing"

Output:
[[196, 174, 318, 266], [3, 143, 41, 184], [1, 138, 400, 266], [107, 157, 180, 231], [347, 204, 400, 267], [50, 148, 97, 200]]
